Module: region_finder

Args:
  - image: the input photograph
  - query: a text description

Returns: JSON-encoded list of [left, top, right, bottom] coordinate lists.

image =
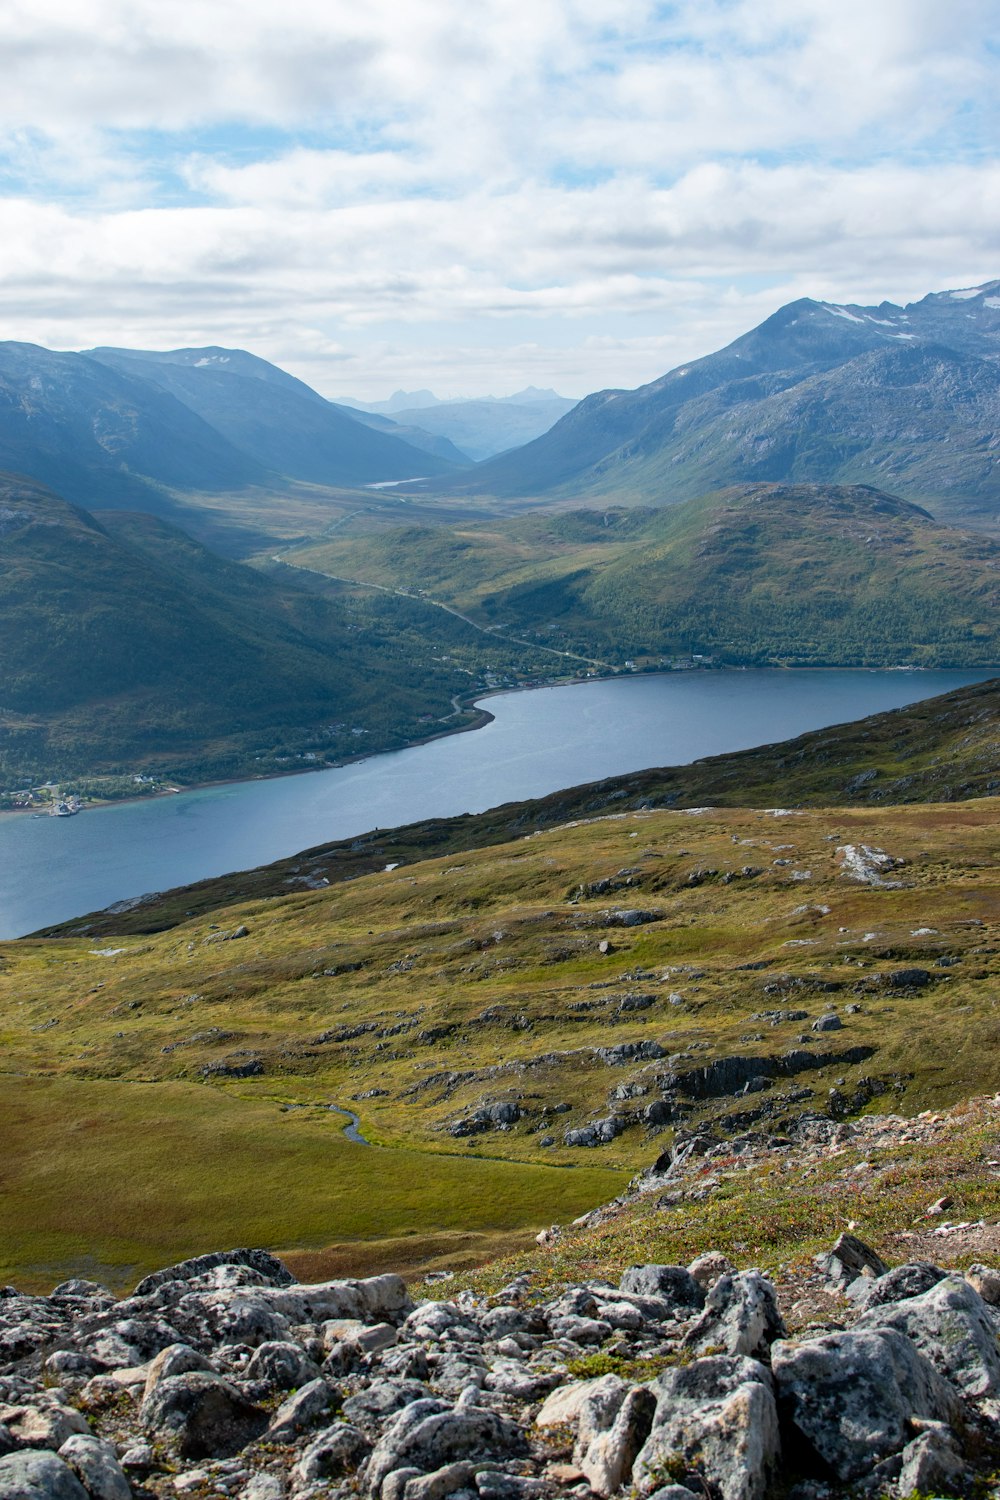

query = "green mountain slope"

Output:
[[0, 473, 539, 787], [288, 482, 1000, 667], [456, 282, 1000, 527]]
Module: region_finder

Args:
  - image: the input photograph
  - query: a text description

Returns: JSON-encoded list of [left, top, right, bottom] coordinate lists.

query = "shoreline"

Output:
[[0, 661, 980, 823]]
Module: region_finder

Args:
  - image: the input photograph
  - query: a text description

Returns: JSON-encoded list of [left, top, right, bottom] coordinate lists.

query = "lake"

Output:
[[0, 667, 992, 939]]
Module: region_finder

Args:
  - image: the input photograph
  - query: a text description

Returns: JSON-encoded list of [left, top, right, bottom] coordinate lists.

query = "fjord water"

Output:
[[0, 668, 992, 939]]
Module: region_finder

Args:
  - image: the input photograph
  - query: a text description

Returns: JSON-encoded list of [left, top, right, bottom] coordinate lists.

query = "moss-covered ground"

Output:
[[5, 795, 1000, 1290]]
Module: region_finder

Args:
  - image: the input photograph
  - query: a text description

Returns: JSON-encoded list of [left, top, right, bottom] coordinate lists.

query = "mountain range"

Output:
[[341, 387, 579, 460], [457, 281, 1000, 528], [0, 342, 464, 529]]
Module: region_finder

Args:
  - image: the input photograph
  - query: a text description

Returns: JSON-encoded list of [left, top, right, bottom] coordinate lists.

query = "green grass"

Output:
[[0, 1075, 623, 1292]]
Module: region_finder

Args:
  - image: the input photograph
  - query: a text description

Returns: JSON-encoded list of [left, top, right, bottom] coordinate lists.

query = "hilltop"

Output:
[[456, 282, 1000, 529], [285, 482, 1000, 668]]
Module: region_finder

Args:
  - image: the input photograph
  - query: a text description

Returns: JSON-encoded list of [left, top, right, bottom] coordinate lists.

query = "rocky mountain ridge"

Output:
[[3, 1097, 1000, 1499], [458, 281, 1000, 528]]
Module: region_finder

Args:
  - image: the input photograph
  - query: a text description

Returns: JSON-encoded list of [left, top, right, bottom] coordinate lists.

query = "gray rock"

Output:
[[633, 1356, 779, 1500], [140, 1371, 268, 1459], [811, 1013, 842, 1032], [265, 1377, 339, 1442], [132, 1250, 294, 1298], [645, 1491, 699, 1500], [861, 1260, 946, 1308], [0, 1451, 89, 1500], [0, 1402, 90, 1450], [683, 1271, 785, 1360], [246, 1341, 321, 1391], [57, 1435, 131, 1500], [897, 1426, 969, 1495], [860, 1274, 1000, 1399], [143, 1342, 214, 1399], [342, 1380, 430, 1436], [576, 1382, 656, 1497], [366, 1399, 526, 1497], [619, 1265, 705, 1311], [814, 1231, 887, 1291], [771, 1327, 959, 1481], [294, 1421, 371, 1482]]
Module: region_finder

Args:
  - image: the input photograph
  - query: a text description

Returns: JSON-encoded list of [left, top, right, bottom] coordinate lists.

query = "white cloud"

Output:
[[0, 1, 995, 395]]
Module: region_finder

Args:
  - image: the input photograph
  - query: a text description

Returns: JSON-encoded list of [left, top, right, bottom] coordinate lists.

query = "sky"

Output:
[[0, 0, 997, 401]]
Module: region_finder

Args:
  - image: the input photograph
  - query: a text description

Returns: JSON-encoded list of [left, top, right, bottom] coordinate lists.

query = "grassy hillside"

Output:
[[0, 473, 550, 789], [286, 483, 1000, 667], [7, 787, 1000, 1288]]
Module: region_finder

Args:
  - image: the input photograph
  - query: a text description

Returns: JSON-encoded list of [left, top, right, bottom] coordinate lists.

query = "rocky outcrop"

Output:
[[1, 1235, 998, 1499]]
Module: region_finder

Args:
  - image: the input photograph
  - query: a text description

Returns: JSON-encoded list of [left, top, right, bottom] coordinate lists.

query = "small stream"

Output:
[[329, 1105, 371, 1145]]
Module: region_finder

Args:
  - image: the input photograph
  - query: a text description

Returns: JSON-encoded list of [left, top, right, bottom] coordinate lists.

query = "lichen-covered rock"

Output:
[[365, 1398, 527, 1497], [619, 1265, 705, 1311], [57, 1434, 132, 1500], [140, 1370, 268, 1458], [771, 1327, 959, 1481], [632, 1355, 778, 1500], [860, 1273, 1000, 1398], [294, 1420, 371, 1482], [0, 1450, 89, 1500], [683, 1271, 785, 1359]]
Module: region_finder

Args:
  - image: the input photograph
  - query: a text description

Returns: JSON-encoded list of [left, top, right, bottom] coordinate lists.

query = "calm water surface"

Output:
[[0, 668, 991, 938]]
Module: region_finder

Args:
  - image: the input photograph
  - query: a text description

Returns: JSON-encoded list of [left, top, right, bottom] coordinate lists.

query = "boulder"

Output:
[[0, 1451, 88, 1500], [294, 1421, 372, 1482], [860, 1260, 945, 1308], [245, 1340, 322, 1391], [860, 1274, 1000, 1399], [132, 1250, 293, 1297], [57, 1435, 132, 1500], [683, 1272, 785, 1359], [814, 1232, 887, 1291], [771, 1327, 959, 1481], [365, 1398, 526, 1497], [619, 1265, 705, 1311], [140, 1370, 268, 1458], [632, 1355, 779, 1500], [264, 1376, 339, 1442]]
